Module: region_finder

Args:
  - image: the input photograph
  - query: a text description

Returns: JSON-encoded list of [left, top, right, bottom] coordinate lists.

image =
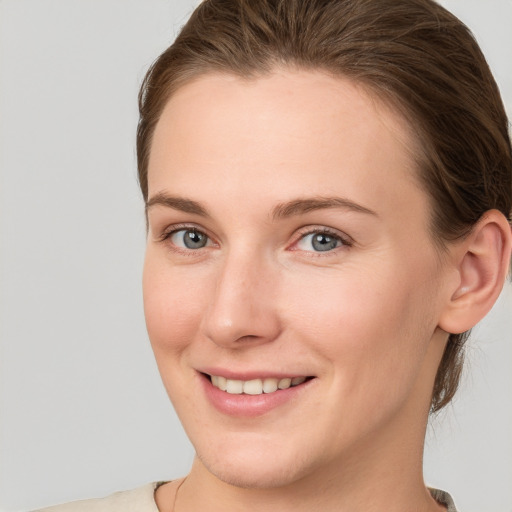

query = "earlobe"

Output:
[[439, 210, 512, 335]]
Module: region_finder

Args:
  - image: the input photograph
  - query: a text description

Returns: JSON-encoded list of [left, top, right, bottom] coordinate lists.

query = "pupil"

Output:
[[184, 230, 206, 249], [312, 233, 337, 252]]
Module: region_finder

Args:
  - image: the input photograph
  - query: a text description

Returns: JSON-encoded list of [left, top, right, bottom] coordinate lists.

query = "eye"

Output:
[[295, 230, 347, 252], [169, 228, 211, 250]]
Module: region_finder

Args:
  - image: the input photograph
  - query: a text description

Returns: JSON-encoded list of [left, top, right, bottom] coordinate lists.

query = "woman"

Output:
[[37, 0, 511, 510]]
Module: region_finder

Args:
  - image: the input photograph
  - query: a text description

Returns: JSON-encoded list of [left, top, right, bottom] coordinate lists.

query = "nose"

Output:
[[200, 250, 282, 348]]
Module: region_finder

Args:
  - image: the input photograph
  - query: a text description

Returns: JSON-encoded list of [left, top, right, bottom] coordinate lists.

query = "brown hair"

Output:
[[137, 0, 512, 412]]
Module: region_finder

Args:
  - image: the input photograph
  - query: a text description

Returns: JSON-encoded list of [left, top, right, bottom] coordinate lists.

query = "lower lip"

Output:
[[200, 374, 314, 417]]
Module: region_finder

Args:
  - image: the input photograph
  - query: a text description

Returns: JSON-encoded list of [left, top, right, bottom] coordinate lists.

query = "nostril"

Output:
[[236, 334, 262, 343]]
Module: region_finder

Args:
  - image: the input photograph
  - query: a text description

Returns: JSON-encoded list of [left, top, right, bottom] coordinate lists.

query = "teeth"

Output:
[[210, 375, 308, 395], [225, 379, 243, 394], [217, 376, 227, 391], [262, 378, 278, 393], [243, 379, 263, 395], [278, 377, 291, 389]]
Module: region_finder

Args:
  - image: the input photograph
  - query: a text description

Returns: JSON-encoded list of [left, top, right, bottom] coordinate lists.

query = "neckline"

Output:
[[151, 482, 456, 511]]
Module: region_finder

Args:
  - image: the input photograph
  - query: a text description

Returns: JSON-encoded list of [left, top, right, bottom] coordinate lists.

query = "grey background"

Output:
[[0, 1, 510, 511]]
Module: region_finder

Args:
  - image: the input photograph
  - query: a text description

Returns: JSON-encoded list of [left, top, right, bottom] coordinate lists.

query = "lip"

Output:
[[197, 370, 315, 418]]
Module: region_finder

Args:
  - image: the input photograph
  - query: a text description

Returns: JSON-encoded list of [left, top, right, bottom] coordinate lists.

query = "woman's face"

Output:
[[143, 70, 452, 488]]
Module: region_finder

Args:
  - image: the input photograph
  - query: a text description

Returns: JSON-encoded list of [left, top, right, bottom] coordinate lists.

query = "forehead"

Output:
[[148, 69, 427, 222]]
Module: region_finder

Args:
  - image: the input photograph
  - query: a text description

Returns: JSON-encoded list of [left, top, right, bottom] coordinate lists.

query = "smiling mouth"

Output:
[[207, 374, 313, 395]]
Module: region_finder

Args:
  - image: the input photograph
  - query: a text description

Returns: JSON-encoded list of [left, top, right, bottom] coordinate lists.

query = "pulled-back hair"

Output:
[[137, 0, 512, 412]]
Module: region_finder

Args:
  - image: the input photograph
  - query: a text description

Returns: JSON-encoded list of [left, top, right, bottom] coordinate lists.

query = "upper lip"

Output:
[[197, 367, 313, 381]]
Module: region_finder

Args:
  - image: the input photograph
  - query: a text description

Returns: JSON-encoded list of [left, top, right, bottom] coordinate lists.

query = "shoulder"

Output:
[[429, 487, 459, 512], [33, 482, 163, 512]]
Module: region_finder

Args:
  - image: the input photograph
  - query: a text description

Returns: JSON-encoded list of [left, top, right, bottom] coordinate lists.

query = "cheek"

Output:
[[309, 290, 428, 446], [142, 252, 208, 356], [285, 260, 438, 402], [142, 253, 215, 420]]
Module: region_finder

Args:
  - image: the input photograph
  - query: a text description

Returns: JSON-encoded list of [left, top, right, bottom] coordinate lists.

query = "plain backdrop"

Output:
[[0, 1, 511, 511]]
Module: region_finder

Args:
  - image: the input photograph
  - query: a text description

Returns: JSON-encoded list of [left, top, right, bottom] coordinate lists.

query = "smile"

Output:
[[209, 375, 308, 395]]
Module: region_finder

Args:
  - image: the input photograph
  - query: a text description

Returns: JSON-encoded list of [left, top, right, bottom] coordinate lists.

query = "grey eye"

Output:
[[297, 232, 342, 252], [170, 229, 209, 249]]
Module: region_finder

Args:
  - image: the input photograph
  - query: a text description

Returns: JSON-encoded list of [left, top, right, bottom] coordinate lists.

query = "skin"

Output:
[[144, 69, 458, 512]]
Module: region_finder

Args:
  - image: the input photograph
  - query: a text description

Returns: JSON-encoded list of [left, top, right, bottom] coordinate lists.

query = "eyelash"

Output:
[[158, 224, 353, 255]]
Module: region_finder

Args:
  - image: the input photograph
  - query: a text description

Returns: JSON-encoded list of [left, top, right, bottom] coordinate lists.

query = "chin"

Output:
[[192, 431, 324, 490], [200, 454, 310, 489]]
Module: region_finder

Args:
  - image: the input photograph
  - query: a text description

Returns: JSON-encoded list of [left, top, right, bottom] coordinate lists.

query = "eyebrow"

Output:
[[271, 197, 378, 220], [145, 193, 377, 219], [146, 193, 210, 217]]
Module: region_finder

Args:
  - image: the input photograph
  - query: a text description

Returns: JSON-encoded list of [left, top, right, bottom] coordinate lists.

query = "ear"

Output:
[[439, 209, 512, 334]]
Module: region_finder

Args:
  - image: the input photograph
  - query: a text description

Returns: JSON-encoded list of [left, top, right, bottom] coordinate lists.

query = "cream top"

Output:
[[34, 482, 458, 511]]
